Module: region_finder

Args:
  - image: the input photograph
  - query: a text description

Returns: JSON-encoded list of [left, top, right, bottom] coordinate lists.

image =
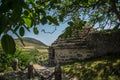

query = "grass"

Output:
[[62, 53, 120, 80]]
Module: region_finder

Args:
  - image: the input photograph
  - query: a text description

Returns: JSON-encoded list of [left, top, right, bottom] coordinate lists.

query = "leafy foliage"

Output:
[[28, 49, 48, 66], [17, 50, 34, 69], [59, 19, 86, 38], [0, 48, 39, 72], [0, 51, 12, 72], [0, 0, 120, 54]]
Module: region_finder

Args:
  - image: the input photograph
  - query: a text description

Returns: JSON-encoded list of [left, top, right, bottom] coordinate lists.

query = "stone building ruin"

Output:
[[48, 28, 120, 65]]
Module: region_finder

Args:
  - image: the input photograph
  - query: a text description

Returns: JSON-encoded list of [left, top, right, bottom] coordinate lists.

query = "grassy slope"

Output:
[[15, 37, 48, 49], [0, 37, 47, 48], [0, 37, 48, 54], [14, 37, 48, 53], [62, 53, 120, 80], [22, 37, 47, 47]]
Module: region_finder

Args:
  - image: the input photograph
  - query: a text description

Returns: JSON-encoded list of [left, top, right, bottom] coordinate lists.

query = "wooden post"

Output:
[[28, 62, 34, 80], [12, 58, 18, 71], [55, 64, 62, 80]]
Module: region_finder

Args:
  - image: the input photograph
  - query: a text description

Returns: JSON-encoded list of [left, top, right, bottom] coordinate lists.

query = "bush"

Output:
[[0, 47, 34, 72], [13, 49, 34, 69], [29, 49, 48, 65], [0, 47, 48, 72]]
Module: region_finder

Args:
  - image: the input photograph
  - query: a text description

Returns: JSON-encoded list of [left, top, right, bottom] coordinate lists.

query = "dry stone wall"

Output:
[[48, 29, 120, 65], [87, 30, 120, 56], [54, 49, 94, 64]]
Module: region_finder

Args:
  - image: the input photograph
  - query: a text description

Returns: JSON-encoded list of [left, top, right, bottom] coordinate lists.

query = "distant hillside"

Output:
[[23, 37, 47, 46], [15, 37, 48, 49], [0, 37, 48, 53]]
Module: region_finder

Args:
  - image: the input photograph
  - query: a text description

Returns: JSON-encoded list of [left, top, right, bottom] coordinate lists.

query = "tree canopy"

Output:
[[0, 0, 120, 54]]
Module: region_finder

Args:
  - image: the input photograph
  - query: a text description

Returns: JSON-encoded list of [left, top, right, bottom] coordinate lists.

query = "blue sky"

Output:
[[24, 23, 68, 46], [9, 22, 68, 46]]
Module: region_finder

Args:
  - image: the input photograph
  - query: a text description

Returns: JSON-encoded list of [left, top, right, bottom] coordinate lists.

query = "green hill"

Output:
[[0, 37, 48, 53], [15, 37, 47, 48], [15, 37, 48, 52]]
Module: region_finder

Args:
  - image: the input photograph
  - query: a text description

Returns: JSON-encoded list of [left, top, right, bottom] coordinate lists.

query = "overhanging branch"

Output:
[[41, 26, 57, 34]]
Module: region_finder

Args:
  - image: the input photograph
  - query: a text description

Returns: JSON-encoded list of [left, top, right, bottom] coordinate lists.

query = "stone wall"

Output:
[[54, 48, 94, 64], [48, 29, 120, 65], [87, 30, 120, 56]]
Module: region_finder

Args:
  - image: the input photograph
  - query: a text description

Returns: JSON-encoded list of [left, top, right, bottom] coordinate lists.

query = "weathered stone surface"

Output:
[[87, 30, 120, 56], [48, 29, 120, 65]]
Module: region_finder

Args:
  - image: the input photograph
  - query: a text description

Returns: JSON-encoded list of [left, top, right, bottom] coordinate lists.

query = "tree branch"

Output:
[[41, 26, 57, 34], [10, 28, 25, 46]]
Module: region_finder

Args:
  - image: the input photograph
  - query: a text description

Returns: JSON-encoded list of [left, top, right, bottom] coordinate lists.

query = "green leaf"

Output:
[[39, 9, 46, 16], [41, 16, 47, 25], [26, 0, 34, 3], [59, 15, 64, 22], [1, 34, 16, 54], [19, 27, 25, 36], [11, 7, 22, 24], [47, 16, 59, 25], [23, 17, 32, 28], [24, 10, 29, 16], [68, 21, 74, 26], [52, 17, 59, 25], [47, 16, 53, 22], [33, 27, 39, 34]]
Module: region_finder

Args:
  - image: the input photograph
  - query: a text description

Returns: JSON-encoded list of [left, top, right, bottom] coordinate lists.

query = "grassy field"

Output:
[[62, 53, 120, 80]]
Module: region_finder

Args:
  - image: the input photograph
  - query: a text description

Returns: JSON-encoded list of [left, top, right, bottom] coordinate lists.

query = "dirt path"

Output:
[[33, 64, 46, 70]]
